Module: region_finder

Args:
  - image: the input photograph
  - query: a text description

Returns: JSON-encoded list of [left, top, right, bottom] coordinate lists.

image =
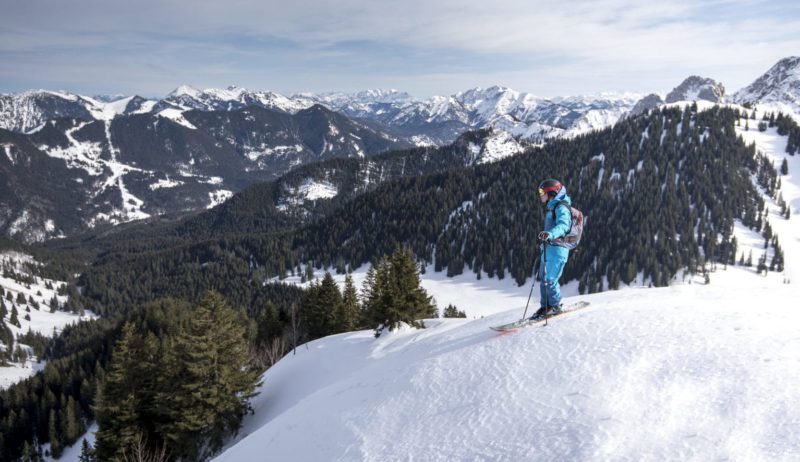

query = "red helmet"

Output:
[[537, 179, 562, 198]]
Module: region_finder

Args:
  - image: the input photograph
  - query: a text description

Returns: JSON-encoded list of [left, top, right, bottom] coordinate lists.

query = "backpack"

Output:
[[551, 200, 585, 250]]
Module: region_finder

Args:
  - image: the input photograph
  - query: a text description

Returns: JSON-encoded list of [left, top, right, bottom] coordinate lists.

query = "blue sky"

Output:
[[1, 0, 798, 98]]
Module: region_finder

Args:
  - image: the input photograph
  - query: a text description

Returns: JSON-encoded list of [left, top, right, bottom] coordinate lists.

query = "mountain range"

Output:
[[1, 56, 799, 243]]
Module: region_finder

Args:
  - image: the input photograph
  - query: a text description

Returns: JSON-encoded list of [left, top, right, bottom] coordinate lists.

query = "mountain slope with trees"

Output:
[[72, 105, 770, 317]]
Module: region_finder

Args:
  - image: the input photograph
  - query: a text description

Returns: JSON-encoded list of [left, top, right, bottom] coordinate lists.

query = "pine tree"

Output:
[[255, 303, 282, 348], [443, 304, 467, 318], [0, 299, 6, 318], [94, 323, 155, 461], [158, 291, 259, 461], [10, 304, 21, 328], [63, 396, 83, 443], [360, 264, 378, 324], [338, 274, 360, 332], [390, 247, 436, 328], [78, 438, 95, 462], [49, 409, 63, 458], [781, 158, 789, 175], [317, 272, 343, 335], [757, 252, 768, 275]]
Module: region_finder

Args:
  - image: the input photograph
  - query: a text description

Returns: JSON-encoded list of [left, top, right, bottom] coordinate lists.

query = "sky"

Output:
[[1, 0, 799, 99]]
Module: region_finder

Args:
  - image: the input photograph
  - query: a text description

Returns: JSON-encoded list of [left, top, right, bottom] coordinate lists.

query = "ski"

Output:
[[490, 301, 590, 332]]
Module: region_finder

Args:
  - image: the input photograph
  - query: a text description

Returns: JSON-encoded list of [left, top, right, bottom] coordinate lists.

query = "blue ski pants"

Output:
[[539, 246, 568, 308]]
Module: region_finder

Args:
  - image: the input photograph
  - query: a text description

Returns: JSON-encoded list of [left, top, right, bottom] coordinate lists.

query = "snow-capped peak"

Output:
[[168, 84, 203, 99], [734, 56, 800, 106], [665, 76, 726, 104]]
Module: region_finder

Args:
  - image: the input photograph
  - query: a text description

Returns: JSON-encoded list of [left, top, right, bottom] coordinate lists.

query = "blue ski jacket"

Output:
[[542, 187, 572, 262]]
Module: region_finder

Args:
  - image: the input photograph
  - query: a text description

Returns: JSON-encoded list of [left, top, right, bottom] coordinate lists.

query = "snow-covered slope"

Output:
[[0, 90, 156, 133], [734, 57, 800, 122], [0, 251, 94, 389], [208, 117, 800, 461], [215, 270, 798, 461], [158, 85, 311, 114], [735, 57, 800, 107], [304, 86, 640, 143]]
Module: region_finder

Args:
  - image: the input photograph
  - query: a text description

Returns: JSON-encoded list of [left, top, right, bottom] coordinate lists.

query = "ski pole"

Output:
[[520, 245, 543, 320]]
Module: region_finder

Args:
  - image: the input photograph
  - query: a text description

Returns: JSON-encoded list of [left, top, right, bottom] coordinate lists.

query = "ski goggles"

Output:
[[538, 182, 562, 197]]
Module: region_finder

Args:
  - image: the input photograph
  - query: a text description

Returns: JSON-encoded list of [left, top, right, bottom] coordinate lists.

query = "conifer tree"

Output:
[[443, 304, 467, 318], [390, 247, 436, 328], [78, 438, 95, 462], [10, 304, 20, 328], [63, 396, 83, 443], [49, 409, 62, 458], [157, 291, 259, 461], [94, 323, 154, 461], [317, 272, 343, 334], [364, 256, 394, 334], [338, 274, 360, 332]]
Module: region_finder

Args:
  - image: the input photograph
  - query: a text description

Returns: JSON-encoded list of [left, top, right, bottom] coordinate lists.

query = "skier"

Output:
[[530, 179, 572, 320]]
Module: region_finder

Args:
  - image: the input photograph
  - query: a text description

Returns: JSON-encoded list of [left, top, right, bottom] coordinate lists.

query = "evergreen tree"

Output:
[[49, 409, 62, 458], [10, 304, 21, 328], [157, 291, 259, 461], [318, 273, 343, 334], [301, 274, 342, 339], [443, 304, 467, 318], [781, 158, 789, 175], [63, 396, 83, 443], [338, 274, 360, 332], [757, 253, 768, 275], [78, 438, 96, 462], [364, 248, 436, 334], [255, 303, 282, 348], [392, 247, 436, 326], [94, 323, 155, 461]]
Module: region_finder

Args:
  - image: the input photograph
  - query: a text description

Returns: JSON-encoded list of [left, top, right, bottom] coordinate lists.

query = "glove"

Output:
[[538, 231, 550, 242]]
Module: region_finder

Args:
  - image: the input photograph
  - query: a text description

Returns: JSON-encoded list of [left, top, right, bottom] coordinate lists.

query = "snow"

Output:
[[410, 134, 436, 147], [156, 108, 197, 129], [209, 120, 800, 461], [149, 176, 184, 190], [1, 251, 96, 389], [244, 144, 304, 161], [736, 117, 799, 281], [217, 267, 799, 461], [2, 143, 14, 163], [207, 190, 233, 208], [43, 423, 97, 462], [277, 178, 340, 211], [476, 130, 524, 164], [40, 121, 106, 176]]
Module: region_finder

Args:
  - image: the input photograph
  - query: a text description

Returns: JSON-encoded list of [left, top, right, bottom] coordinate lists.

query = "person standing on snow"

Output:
[[530, 179, 572, 320]]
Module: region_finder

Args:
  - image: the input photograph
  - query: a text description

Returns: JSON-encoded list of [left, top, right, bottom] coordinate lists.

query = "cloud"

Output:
[[1, 0, 798, 97]]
